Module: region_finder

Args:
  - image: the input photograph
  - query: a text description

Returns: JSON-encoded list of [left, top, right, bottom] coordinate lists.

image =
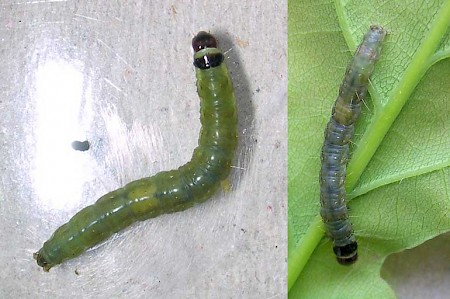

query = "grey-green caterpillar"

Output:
[[319, 25, 386, 265], [34, 31, 237, 271]]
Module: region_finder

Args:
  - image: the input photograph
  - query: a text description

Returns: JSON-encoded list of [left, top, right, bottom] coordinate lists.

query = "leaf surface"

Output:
[[288, 0, 450, 297]]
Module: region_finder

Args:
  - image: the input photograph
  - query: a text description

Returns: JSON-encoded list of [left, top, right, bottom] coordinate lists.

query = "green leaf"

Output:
[[288, 0, 450, 297]]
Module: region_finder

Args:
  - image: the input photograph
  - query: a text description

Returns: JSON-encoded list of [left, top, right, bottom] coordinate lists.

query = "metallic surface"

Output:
[[0, 1, 287, 297]]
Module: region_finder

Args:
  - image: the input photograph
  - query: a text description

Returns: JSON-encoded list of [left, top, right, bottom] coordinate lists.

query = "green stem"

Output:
[[288, 215, 324, 291]]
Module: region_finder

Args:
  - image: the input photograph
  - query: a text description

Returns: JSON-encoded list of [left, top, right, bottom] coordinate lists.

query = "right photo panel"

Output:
[[288, 0, 450, 298]]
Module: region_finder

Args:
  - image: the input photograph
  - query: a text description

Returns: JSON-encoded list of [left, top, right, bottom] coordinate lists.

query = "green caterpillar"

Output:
[[319, 25, 386, 265], [34, 31, 237, 271]]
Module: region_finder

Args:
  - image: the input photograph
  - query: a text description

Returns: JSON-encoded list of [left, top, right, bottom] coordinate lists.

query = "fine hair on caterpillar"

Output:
[[34, 31, 238, 272], [319, 25, 386, 265]]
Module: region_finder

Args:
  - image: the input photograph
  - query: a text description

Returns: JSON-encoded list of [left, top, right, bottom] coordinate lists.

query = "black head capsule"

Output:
[[192, 31, 218, 52], [333, 241, 358, 265], [192, 31, 224, 69]]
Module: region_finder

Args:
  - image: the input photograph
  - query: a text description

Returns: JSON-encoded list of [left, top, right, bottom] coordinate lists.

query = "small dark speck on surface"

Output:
[[71, 140, 90, 151]]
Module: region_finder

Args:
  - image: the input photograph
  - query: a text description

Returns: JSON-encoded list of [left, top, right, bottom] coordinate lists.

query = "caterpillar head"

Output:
[[192, 31, 218, 52], [192, 31, 224, 69]]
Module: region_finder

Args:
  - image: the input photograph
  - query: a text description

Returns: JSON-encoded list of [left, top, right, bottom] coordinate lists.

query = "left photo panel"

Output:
[[0, 1, 287, 298]]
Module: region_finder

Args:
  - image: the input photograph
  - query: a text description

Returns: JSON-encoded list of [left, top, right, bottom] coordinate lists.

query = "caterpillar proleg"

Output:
[[319, 25, 386, 265], [34, 31, 237, 271]]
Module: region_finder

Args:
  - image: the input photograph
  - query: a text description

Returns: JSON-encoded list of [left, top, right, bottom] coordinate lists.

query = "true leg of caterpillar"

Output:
[[34, 31, 237, 271], [220, 179, 232, 192], [319, 25, 386, 265], [353, 90, 369, 111]]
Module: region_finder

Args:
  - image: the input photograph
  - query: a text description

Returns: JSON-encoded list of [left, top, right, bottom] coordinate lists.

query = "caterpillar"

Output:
[[319, 25, 386, 265], [34, 31, 238, 271]]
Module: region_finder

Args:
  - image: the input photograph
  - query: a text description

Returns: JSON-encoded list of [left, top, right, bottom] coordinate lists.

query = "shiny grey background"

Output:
[[0, 1, 287, 298]]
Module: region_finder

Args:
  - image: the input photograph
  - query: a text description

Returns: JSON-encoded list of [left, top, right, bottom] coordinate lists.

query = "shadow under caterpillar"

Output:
[[319, 25, 386, 265], [34, 31, 238, 271]]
